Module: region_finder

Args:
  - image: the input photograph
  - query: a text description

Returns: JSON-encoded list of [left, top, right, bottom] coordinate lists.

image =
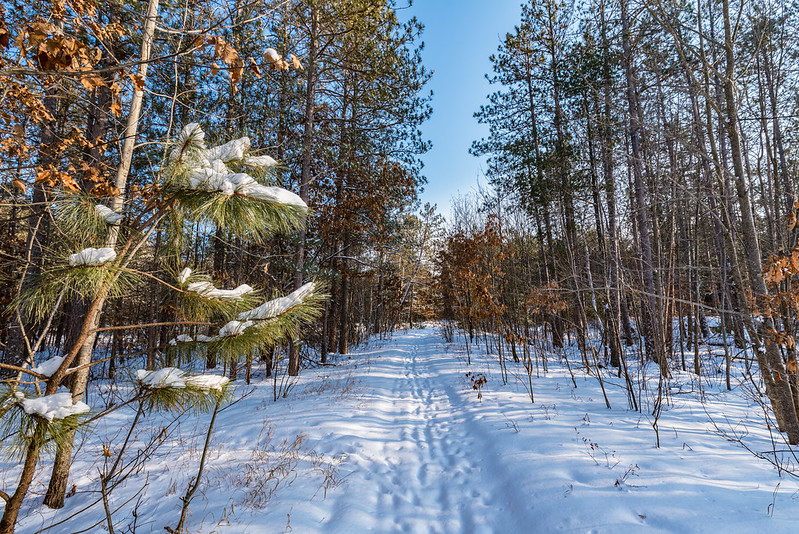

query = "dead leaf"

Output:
[[80, 74, 105, 90], [290, 54, 302, 70], [128, 74, 145, 92], [28, 22, 54, 47], [109, 99, 122, 117], [11, 179, 26, 194], [90, 182, 120, 197], [247, 57, 261, 78], [229, 57, 244, 85]]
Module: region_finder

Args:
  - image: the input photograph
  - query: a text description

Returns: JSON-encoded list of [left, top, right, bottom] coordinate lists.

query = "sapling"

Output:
[[466, 372, 487, 401]]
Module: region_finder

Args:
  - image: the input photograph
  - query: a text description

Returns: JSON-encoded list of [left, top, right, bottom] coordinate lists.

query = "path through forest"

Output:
[[298, 328, 798, 533], [15, 328, 799, 533], [315, 329, 536, 533]]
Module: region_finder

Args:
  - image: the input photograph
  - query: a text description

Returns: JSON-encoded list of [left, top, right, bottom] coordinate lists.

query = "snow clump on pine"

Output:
[[238, 282, 315, 321], [94, 204, 123, 224], [22, 392, 90, 422], [68, 247, 117, 266], [186, 281, 254, 300], [31, 356, 65, 377]]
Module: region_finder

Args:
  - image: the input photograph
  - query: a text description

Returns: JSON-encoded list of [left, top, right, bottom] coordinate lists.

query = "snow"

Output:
[[135, 368, 228, 393], [238, 282, 315, 321], [68, 247, 116, 266], [206, 137, 250, 163], [242, 184, 306, 207], [8, 328, 799, 533], [136, 367, 186, 389], [21, 392, 89, 422], [135, 367, 228, 394], [170, 122, 206, 163], [208, 282, 314, 337], [184, 374, 230, 392], [243, 155, 278, 168], [94, 204, 123, 224], [217, 319, 254, 337], [188, 168, 248, 196], [168, 334, 194, 346], [31, 356, 64, 377], [187, 281, 254, 300], [188, 168, 306, 207], [172, 124, 303, 208], [265, 48, 280, 62], [177, 267, 192, 284]]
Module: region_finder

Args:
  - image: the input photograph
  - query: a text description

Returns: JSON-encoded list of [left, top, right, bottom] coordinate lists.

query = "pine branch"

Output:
[[91, 320, 216, 334]]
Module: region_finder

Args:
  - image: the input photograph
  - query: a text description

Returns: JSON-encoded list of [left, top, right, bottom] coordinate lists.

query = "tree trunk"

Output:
[[0, 422, 47, 534], [720, 0, 799, 443], [42, 0, 161, 510], [289, 7, 318, 376], [621, 0, 665, 375]]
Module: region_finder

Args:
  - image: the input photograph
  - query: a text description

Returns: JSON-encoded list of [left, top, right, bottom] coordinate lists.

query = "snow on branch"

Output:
[[136, 368, 186, 389], [185, 374, 229, 392], [94, 204, 123, 224], [136, 367, 229, 392], [217, 320, 254, 338], [242, 155, 278, 169], [265, 48, 280, 63], [186, 281, 254, 301], [238, 282, 315, 321], [177, 267, 192, 285], [173, 124, 305, 208], [21, 392, 90, 422], [243, 184, 305, 206], [206, 137, 250, 163], [168, 334, 194, 346], [31, 356, 65, 377], [188, 169, 306, 207], [68, 247, 117, 266], [170, 122, 206, 164]]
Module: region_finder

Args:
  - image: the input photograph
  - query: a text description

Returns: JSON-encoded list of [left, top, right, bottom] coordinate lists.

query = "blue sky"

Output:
[[402, 0, 522, 218]]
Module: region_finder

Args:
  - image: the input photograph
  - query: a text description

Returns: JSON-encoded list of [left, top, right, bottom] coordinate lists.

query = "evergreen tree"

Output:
[[0, 123, 321, 533]]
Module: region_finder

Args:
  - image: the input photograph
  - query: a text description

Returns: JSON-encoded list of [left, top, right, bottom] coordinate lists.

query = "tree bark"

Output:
[[289, 6, 318, 376], [42, 0, 161, 510], [720, 0, 799, 443], [621, 0, 666, 375]]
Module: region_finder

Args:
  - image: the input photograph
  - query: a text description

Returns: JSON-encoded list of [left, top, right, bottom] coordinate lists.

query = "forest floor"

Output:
[[7, 326, 799, 533]]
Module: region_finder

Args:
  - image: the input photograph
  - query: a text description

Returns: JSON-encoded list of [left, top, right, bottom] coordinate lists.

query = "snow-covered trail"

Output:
[[290, 328, 798, 533], [315, 329, 534, 533], [11, 327, 799, 533]]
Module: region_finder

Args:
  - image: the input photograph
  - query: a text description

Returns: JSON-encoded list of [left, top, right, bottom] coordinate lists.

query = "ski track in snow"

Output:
[[318, 331, 534, 533]]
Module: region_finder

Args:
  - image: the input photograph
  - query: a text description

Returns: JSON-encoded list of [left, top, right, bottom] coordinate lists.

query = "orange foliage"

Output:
[[526, 282, 567, 316], [437, 217, 506, 330]]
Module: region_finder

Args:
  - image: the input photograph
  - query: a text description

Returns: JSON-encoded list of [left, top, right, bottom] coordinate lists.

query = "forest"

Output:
[[2, 0, 799, 532]]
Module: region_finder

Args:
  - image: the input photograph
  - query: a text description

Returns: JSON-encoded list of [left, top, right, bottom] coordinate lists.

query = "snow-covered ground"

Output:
[[5, 327, 799, 533]]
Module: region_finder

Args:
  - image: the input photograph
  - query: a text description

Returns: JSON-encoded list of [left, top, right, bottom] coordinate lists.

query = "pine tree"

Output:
[[0, 123, 322, 533]]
